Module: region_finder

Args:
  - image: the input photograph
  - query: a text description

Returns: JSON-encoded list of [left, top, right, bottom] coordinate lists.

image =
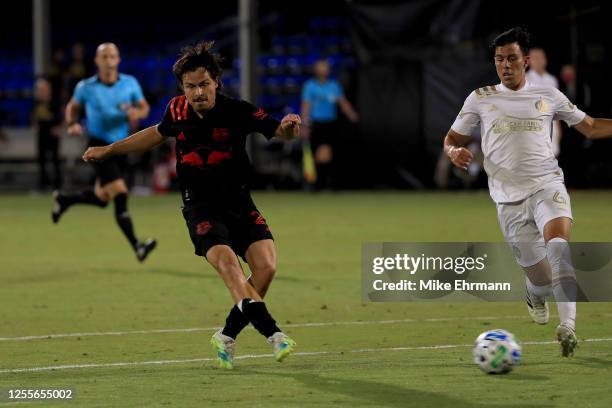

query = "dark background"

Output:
[[1, 0, 610, 190]]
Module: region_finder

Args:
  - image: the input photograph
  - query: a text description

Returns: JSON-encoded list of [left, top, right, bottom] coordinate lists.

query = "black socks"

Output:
[[221, 305, 251, 340], [114, 193, 138, 248], [63, 190, 107, 208], [239, 298, 281, 338]]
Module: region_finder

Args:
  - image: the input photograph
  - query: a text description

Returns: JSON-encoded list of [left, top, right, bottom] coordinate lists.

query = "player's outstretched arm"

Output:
[[444, 129, 474, 170], [83, 125, 166, 162], [274, 114, 302, 140], [574, 115, 612, 139]]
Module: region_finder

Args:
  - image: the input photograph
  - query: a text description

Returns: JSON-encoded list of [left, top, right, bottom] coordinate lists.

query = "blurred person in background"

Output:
[[52, 42, 156, 262], [301, 58, 359, 189], [32, 77, 62, 190], [67, 42, 93, 93], [559, 64, 593, 188], [560, 64, 591, 109], [48, 48, 70, 105], [526, 47, 558, 88], [527, 47, 561, 156]]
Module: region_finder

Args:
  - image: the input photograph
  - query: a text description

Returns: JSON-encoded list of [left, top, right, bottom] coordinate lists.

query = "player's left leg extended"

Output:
[[219, 239, 276, 340], [103, 179, 156, 262], [245, 239, 295, 361], [207, 244, 294, 364], [219, 239, 295, 362], [543, 216, 578, 356]]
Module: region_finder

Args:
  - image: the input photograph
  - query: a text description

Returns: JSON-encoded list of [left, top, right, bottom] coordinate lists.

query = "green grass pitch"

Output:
[[1, 191, 611, 407]]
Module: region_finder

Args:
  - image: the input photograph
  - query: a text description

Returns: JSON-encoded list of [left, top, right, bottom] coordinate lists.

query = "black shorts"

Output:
[[181, 193, 274, 261], [311, 121, 339, 151], [88, 137, 126, 186]]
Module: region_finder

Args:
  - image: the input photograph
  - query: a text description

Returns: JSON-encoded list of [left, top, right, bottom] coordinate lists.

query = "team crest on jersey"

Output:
[[180, 147, 233, 168], [535, 98, 549, 113], [212, 128, 230, 142]]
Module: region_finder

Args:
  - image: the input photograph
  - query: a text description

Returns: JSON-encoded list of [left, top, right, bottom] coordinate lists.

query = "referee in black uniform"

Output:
[[83, 42, 300, 369]]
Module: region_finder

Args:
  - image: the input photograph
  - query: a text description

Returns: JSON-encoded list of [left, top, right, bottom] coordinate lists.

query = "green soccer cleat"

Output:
[[267, 332, 296, 362], [556, 323, 578, 357], [210, 330, 235, 369]]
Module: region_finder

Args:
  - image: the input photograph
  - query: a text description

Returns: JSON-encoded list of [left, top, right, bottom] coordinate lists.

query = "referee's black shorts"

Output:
[[88, 137, 127, 186], [181, 192, 274, 261], [310, 120, 339, 151]]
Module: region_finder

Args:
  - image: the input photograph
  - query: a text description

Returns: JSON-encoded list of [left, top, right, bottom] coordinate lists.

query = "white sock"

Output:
[[525, 276, 552, 298], [546, 237, 576, 330]]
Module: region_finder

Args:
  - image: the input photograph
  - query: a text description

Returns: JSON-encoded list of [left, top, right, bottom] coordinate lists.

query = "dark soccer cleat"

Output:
[[135, 238, 157, 262], [556, 323, 578, 357], [51, 190, 68, 224]]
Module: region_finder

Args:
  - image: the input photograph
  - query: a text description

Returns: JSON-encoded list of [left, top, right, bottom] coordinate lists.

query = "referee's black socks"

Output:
[[238, 298, 281, 338], [114, 193, 138, 249], [63, 190, 107, 208]]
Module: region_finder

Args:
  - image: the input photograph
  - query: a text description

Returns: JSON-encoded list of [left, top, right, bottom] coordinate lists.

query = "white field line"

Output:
[[1, 337, 612, 374], [0, 315, 536, 342], [3, 313, 612, 342]]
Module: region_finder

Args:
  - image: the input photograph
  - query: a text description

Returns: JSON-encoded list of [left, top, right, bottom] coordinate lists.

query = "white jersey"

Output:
[[451, 81, 585, 203]]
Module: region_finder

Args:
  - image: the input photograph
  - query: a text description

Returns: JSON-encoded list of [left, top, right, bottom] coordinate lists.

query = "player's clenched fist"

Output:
[[83, 146, 112, 162], [447, 146, 473, 170], [278, 114, 301, 139]]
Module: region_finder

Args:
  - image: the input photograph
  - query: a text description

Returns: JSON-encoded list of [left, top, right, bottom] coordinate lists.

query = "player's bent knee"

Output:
[[94, 185, 110, 203], [253, 261, 276, 280], [207, 245, 242, 274], [543, 217, 572, 243], [104, 179, 129, 200]]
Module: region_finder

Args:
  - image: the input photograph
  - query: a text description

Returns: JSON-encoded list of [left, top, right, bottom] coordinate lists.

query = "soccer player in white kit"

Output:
[[444, 27, 612, 357]]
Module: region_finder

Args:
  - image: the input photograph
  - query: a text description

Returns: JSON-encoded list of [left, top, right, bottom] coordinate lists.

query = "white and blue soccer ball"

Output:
[[473, 329, 521, 374]]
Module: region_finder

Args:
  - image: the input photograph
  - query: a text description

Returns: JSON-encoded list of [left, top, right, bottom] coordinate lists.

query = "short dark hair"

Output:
[[491, 27, 531, 56], [172, 41, 224, 85]]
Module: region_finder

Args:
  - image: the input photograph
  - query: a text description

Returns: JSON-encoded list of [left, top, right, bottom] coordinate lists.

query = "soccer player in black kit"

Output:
[[83, 42, 300, 369]]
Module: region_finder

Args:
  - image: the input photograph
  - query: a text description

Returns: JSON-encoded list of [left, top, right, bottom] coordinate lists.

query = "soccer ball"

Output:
[[473, 329, 521, 374]]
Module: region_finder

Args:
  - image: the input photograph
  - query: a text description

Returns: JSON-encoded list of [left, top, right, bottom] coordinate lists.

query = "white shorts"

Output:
[[496, 183, 573, 267]]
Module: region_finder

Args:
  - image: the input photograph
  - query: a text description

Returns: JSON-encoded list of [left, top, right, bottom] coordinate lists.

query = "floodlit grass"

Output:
[[1, 191, 611, 407]]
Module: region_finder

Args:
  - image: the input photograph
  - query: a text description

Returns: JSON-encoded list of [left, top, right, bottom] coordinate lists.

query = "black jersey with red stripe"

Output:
[[157, 93, 280, 201]]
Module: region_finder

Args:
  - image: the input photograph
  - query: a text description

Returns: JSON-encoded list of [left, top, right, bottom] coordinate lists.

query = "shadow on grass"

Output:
[[573, 356, 612, 368], [144, 268, 217, 280], [241, 369, 553, 408], [96, 266, 303, 282]]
